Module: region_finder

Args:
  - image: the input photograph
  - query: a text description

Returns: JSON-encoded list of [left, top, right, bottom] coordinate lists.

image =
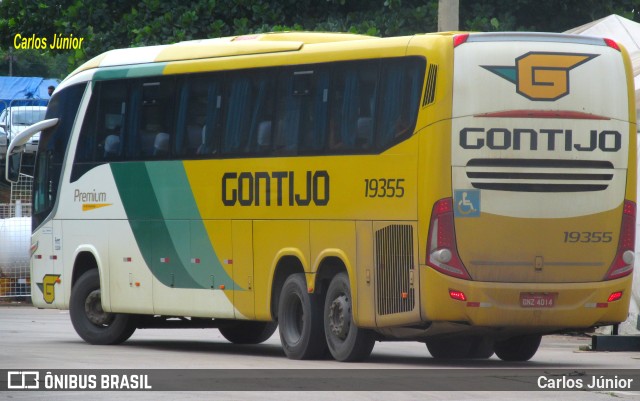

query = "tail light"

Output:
[[604, 200, 635, 280], [453, 33, 469, 48], [604, 38, 621, 52], [426, 198, 471, 280]]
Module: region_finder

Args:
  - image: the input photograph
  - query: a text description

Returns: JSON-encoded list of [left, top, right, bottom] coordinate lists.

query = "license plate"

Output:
[[520, 293, 557, 308]]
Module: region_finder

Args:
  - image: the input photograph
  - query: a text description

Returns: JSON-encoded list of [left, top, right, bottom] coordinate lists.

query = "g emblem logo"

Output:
[[483, 52, 598, 101], [37, 274, 60, 304]]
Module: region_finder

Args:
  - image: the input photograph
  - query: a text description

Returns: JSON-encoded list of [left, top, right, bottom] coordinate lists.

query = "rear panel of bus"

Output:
[[422, 33, 636, 331]]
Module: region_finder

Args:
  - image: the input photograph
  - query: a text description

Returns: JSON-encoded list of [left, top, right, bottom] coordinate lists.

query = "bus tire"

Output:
[[324, 272, 375, 362], [69, 269, 136, 345], [277, 273, 327, 359], [219, 321, 278, 344], [426, 336, 494, 359], [471, 337, 495, 359], [494, 334, 541, 361], [426, 337, 472, 359]]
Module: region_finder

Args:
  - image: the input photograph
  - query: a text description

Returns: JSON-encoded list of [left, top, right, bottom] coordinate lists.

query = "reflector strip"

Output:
[[585, 303, 609, 308], [123, 257, 132, 262], [466, 302, 492, 308], [191, 258, 201, 264], [160, 257, 170, 263]]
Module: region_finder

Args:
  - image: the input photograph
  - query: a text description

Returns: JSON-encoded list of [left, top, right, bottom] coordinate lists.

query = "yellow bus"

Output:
[[7, 31, 636, 362]]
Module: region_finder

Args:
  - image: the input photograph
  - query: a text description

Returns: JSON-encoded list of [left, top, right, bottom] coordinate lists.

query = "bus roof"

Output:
[[68, 32, 378, 78]]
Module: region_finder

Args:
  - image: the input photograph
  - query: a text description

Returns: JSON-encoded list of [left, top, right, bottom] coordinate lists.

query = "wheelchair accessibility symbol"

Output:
[[454, 189, 480, 217]]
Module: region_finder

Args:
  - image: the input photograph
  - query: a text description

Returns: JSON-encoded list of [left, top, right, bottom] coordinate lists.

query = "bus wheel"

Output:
[[277, 273, 327, 359], [324, 272, 375, 362], [219, 321, 278, 344], [426, 337, 472, 359], [471, 337, 495, 359], [426, 336, 493, 359], [69, 269, 136, 345], [494, 334, 541, 361]]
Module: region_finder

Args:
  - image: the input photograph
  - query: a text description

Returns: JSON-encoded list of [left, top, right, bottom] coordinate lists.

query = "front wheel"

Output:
[[324, 272, 375, 362], [69, 269, 136, 345], [219, 321, 278, 344], [494, 334, 541, 361]]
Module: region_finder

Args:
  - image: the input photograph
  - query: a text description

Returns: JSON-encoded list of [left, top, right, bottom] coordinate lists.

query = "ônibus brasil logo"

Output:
[[482, 52, 598, 101]]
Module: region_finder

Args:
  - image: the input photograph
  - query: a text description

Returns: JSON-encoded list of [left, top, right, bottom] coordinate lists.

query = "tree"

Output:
[[1, 0, 639, 77]]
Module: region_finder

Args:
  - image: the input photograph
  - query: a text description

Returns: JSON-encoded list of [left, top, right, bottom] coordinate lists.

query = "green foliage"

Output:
[[1, 0, 639, 78]]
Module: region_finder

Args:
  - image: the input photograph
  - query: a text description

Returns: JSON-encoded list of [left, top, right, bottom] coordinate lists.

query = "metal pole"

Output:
[[438, 0, 459, 32]]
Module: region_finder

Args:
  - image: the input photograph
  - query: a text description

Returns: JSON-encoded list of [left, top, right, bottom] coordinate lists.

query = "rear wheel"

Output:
[[426, 336, 494, 359], [69, 269, 136, 345], [324, 272, 375, 362], [494, 334, 541, 361], [277, 273, 327, 359], [219, 321, 278, 344]]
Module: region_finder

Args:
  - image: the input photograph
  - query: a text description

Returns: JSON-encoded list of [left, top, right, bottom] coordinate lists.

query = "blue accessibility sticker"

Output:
[[454, 189, 481, 217]]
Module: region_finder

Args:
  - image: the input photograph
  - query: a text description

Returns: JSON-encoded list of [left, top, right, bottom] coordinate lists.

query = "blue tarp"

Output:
[[0, 77, 59, 112]]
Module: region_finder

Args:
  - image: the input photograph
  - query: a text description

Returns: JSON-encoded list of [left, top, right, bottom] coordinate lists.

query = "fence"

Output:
[[0, 98, 47, 300], [0, 174, 33, 299]]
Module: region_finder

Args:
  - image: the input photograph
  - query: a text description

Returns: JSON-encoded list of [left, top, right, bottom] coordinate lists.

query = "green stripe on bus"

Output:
[[94, 63, 168, 81], [145, 162, 239, 290], [110, 162, 239, 290]]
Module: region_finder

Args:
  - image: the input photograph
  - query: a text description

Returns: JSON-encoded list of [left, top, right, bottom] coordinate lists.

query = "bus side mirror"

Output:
[[4, 117, 59, 183], [6, 146, 23, 183]]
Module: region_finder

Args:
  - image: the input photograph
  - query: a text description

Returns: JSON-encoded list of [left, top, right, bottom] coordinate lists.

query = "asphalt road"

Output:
[[1, 304, 639, 400]]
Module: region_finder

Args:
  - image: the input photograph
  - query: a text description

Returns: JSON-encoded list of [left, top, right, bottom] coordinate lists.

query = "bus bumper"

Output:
[[420, 266, 633, 329]]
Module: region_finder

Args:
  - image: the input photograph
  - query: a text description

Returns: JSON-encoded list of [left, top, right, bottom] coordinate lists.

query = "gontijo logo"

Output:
[[482, 52, 598, 101]]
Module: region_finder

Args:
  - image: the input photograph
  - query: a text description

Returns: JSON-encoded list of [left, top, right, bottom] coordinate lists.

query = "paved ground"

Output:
[[1, 304, 639, 400]]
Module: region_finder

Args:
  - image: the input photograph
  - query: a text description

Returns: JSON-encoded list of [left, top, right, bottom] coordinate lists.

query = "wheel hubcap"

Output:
[[84, 289, 113, 326], [328, 295, 350, 339]]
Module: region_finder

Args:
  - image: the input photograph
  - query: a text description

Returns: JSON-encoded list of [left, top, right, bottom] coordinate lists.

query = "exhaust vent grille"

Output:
[[422, 64, 438, 106], [375, 224, 415, 315]]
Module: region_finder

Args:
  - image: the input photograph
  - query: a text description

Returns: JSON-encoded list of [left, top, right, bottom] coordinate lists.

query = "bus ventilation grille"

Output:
[[465, 158, 614, 192], [375, 224, 415, 315], [422, 64, 438, 107]]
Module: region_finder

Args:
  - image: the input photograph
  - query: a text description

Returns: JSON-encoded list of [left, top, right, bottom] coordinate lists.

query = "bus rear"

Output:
[[424, 33, 636, 339]]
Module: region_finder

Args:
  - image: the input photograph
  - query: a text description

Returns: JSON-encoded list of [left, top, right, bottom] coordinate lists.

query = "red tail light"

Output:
[[607, 291, 623, 303], [604, 200, 635, 280], [426, 198, 471, 280], [449, 289, 467, 301], [453, 33, 469, 48], [604, 38, 621, 52]]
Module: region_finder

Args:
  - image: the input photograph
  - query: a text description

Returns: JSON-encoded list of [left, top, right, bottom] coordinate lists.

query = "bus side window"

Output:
[[74, 86, 99, 164], [330, 61, 378, 152], [276, 68, 329, 155], [274, 70, 304, 154], [376, 58, 424, 149], [223, 72, 275, 155], [134, 79, 177, 160], [72, 81, 128, 181], [179, 76, 222, 158]]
